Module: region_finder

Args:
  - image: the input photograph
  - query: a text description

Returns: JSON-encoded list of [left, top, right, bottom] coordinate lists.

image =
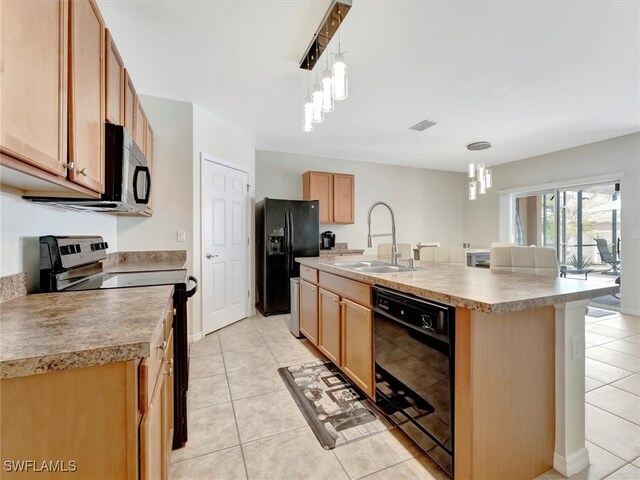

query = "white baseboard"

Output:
[[621, 307, 640, 317], [553, 448, 590, 477], [188, 331, 204, 343]]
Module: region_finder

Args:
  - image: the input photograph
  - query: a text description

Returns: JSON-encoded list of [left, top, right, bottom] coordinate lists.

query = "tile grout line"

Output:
[[219, 330, 252, 480]]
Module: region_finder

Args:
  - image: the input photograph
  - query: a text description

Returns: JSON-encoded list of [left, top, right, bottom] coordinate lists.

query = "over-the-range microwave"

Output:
[[25, 124, 151, 213]]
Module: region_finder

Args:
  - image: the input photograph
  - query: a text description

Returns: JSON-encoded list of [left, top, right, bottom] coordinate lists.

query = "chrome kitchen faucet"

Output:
[[366, 201, 401, 265]]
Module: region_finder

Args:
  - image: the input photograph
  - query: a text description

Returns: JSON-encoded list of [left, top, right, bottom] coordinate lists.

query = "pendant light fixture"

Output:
[[311, 42, 324, 123], [302, 59, 314, 132], [331, 4, 348, 101], [467, 142, 493, 200], [298, 0, 352, 132], [321, 23, 334, 113]]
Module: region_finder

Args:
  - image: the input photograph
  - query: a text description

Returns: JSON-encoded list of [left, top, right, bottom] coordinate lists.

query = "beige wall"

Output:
[[191, 104, 256, 336], [255, 150, 466, 253], [464, 132, 640, 315], [0, 192, 117, 292]]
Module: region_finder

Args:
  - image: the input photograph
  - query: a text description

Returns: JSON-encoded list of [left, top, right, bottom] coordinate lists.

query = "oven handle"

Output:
[[186, 275, 198, 298]]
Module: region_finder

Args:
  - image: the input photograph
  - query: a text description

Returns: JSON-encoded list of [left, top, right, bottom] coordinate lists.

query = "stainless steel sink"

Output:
[[354, 265, 418, 273], [332, 260, 388, 268]]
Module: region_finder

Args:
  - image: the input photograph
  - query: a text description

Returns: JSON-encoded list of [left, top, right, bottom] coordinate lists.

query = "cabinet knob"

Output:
[[79, 168, 88, 176], [173, 308, 177, 316], [159, 340, 167, 351], [165, 366, 173, 376], [65, 162, 75, 171]]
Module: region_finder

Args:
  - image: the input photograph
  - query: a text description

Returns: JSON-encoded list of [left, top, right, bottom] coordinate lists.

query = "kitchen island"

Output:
[[296, 255, 619, 480], [0, 286, 175, 479]]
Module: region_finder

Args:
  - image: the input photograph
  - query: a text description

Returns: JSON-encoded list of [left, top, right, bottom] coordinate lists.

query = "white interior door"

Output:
[[202, 159, 248, 334]]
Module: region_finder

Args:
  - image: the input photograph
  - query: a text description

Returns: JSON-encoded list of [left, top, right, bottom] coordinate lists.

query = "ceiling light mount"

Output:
[[467, 141, 492, 151], [299, 0, 352, 71]]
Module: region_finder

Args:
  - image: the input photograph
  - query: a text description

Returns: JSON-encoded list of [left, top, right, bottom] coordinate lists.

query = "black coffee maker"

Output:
[[321, 231, 336, 250]]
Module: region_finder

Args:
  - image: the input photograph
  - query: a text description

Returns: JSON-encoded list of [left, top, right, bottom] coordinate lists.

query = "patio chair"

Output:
[[595, 239, 620, 275]]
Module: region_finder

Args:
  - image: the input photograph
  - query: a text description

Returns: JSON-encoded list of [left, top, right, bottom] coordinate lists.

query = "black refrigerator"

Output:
[[256, 197, 320, 315]]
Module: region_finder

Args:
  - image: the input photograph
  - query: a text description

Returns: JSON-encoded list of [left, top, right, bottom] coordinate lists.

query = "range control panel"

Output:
[[40, 235, 108, 270]]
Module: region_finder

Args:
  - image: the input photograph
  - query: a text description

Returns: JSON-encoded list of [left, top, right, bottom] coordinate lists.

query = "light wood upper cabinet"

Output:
[[318, 288, 342, 366], [333, 174, 355, 223], [68, 0, 105, 193], [303, 171, 354, 224], [304, 171, 333, 223], [134, 99, 147, 148], [300, 279, 319, 345], [105, 28, 124, 125], [341, 298, 374, 397], [0, 0, 68, 177], [123, 69, 136, 134]]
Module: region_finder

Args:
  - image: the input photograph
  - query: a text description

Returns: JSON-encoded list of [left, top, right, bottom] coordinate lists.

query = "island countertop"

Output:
[[0, 286, 174, 379], [296, 255, 619, 314]]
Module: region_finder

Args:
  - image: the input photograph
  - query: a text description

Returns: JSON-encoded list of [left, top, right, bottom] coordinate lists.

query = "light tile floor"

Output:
[[172, 310, 640, 480]]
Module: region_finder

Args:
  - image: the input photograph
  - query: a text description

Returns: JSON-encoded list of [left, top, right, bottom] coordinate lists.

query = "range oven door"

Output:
[[373, 286, 455, 476]]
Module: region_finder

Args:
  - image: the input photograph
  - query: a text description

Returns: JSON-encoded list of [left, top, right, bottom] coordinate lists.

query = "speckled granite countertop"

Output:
[[320, 249, 365, 255], [296, 255, 619, 314], [0, 286, 174, 379]]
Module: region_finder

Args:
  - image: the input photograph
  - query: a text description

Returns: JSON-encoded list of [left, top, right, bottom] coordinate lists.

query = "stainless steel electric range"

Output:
[[39, 235, 197, 450]]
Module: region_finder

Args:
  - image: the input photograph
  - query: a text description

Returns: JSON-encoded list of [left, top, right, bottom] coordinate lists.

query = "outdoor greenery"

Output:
[[568, 254, 593, 270]]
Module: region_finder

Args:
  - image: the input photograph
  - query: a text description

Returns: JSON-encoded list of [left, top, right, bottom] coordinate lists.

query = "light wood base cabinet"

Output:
[[340, 298, 374, 398], [318, 288, 341, 365], [0, 309, 174, 479], [299, 279, 319, 345]]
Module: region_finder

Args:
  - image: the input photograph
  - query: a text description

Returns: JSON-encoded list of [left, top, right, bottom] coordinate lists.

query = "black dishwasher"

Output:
[[372, 285, 455, 477]]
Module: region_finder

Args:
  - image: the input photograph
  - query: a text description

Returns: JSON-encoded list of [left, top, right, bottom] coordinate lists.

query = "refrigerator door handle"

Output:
[[288, 211, 294, 272], [284, 212, 290, 271]]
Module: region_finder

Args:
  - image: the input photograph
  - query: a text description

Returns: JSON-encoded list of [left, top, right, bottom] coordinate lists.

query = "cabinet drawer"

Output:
[[300, 266, 318, 283], [319, 271, 371, 307]]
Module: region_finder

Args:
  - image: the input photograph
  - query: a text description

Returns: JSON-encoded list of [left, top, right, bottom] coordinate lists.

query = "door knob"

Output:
[[206, 253, 218, 259]]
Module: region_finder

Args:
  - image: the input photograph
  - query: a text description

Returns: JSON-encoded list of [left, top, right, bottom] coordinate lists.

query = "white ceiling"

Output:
[[98, 0, 640, 172]]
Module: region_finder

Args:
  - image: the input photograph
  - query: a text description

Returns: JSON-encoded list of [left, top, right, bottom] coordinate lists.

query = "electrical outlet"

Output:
[[177, 230, 186, 242], [572, 335, 584, 360]]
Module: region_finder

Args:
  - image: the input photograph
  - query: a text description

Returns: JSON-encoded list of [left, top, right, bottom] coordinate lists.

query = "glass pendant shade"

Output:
[[302, 95, 314, 132], [332, 52, 348, 101], [468, 162, 476, 178], [478, 177, 487, 195], [485, 168, 493, 188], [476, 164, 485, 182], [312, 81, 324, 123], [468, 181, 477, 200], [321, 69, 334, 113]]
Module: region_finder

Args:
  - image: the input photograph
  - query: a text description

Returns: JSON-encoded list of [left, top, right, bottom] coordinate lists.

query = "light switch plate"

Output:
[[177, 230, 186, 242]]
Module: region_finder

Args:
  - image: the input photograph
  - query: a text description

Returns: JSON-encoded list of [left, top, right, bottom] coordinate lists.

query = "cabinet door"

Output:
[[162, 330, 174, 479], [318, 288, 341, 365], [333, 173, 355, 224], [145, 124, 154, 215], [68, 0, 105, 193], [123, 69, 136, 134], [0, 0, 68, 177], [299, 280, 318, 345], [304, 172, 333, 223], [341, 298, 374, 397], [105, 29, 124, 124], [134, 99, 146, 148], [140, 370, 164, 480]]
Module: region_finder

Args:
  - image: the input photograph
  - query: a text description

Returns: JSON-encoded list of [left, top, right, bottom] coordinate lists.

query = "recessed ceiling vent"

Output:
[[409, 119, 437, 132]]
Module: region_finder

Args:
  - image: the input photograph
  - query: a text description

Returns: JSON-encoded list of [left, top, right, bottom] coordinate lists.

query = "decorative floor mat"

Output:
[[587, 307, 617, 318], [278, 360, 388, 449]]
